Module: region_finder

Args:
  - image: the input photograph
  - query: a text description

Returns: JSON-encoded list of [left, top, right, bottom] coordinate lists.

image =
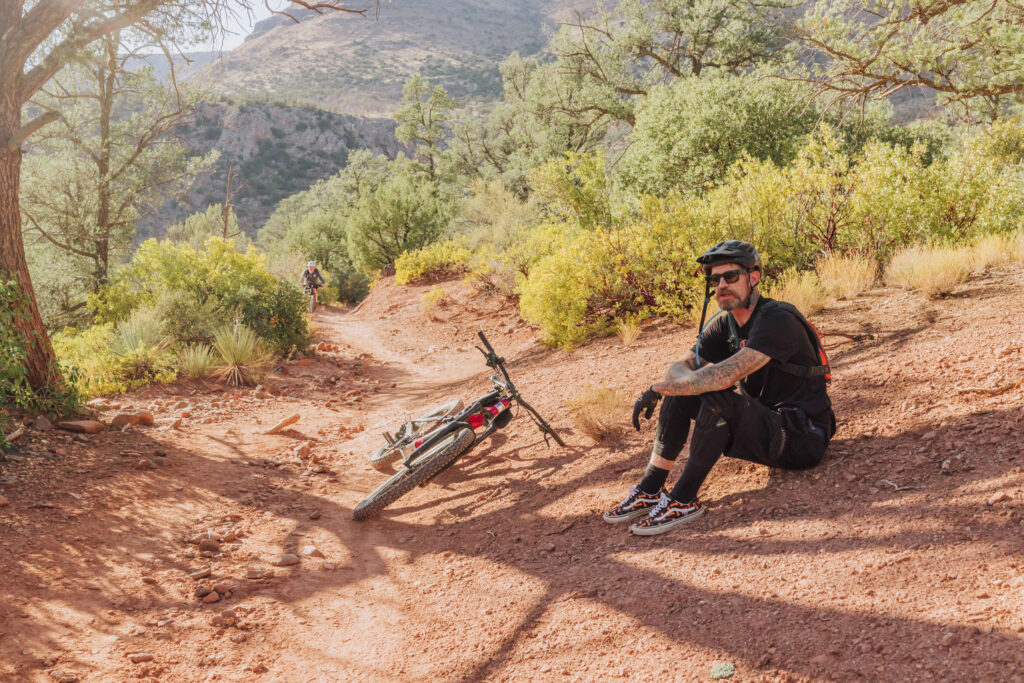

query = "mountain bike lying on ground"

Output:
[[353, 331, 566, 521]]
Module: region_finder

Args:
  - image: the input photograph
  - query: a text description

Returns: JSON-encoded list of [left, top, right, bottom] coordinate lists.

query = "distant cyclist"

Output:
[[299, 261, 326, 307]]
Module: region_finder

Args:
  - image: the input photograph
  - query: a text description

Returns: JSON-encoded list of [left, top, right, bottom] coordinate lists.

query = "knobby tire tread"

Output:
[[353, 428, 475, 521]]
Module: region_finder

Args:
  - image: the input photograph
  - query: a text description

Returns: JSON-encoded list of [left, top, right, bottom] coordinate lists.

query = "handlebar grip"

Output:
[[477, 331, 496, 354]]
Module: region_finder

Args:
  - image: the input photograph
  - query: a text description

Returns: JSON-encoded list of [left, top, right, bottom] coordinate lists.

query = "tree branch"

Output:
[[5, 111, 62, 150]]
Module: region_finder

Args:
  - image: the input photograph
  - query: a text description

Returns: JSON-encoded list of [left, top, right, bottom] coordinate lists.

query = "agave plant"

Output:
[[212, 323, 271, 387], [112, 309, 171, 382], [178, 344, 217, 379]]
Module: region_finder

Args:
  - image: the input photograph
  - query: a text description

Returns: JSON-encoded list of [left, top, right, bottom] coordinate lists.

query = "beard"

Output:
[[716, 286, 746, 311]]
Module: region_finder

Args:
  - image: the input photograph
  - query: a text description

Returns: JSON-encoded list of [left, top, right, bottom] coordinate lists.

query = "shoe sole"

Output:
[[629, 507, 706, 536], [602, 506, 657, 524]]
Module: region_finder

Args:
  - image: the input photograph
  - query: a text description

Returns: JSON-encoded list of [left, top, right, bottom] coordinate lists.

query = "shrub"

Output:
[[395, 240, 472, 285], [816, 253, 877, 300], [111, 309, 175, 384], [51, 323, 126, 398], [421, 286, 446, 316], [884, 246, 972, 297], [615, 318, 642, 347], [178, 344, 216, 379], [212, 324, 271, 387], [92, 237, 308, 354], [567, 385, 629, 443], [765, 269, 829, 316], [519, 196, 709, 348]]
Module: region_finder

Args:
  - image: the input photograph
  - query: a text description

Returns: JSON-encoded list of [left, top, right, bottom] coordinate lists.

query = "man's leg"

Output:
[[603, 395, 700, 524], [637, 395, 702, 493]]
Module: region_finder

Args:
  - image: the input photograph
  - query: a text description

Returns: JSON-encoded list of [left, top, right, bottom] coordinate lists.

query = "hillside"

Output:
[[199, 0, 594, 115], [2, 263, 1023, 680], [140, 101, 404, 239]]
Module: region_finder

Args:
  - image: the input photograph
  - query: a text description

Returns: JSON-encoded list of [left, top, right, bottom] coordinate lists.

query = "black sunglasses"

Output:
[[707, 269, 747, 286]]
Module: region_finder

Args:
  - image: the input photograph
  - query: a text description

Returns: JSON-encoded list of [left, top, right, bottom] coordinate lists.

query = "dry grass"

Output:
[[884, 245, 972, 298], [688, 295, 721, 328], [567, 385, 629, 443], [178, 344, 216, 379], [1008, 230, 1024, 263], [969, 234, 1008, 272], [765, 268, 830, 315], [816, 253, 878, 300], [615, 318, 642, 346]]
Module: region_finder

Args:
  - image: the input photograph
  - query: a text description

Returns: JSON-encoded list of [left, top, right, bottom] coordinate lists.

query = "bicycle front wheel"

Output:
[[353, 428, 475, 521]]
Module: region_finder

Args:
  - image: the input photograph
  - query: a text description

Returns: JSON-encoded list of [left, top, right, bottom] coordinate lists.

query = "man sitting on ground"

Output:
[[604, 240, 837, 536]]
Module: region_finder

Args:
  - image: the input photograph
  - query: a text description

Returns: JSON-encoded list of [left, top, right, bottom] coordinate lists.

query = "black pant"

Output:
[[654, 391, 828, 503]]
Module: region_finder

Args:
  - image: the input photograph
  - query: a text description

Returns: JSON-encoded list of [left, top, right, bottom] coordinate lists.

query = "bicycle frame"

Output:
[[396, 331, 564, 471]]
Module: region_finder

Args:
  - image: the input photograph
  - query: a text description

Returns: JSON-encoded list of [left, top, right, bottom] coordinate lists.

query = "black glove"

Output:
[[632, 386, 662, 431]]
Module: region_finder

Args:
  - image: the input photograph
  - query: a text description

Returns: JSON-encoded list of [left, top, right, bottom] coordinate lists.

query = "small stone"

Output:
[[0, 495, 8, 507], [202, 591, 221, 604], [167, 417, 183, 430], [265, 413, 301, 435], [293, 442, 311, 458], [194, 586, 212, 598], [154, 449, 167, 457], [188, 567, 212, 580], [299, 545, 323, 558], [33, 416, 53, 431], [307, 510, 321, 520], [270, 553, 300, 567], [245, 568, 264, 580], [987, 491, 1010, 506], [211, 615, 224, 627], [221, 609, 237, 625], [941, 632, 957, 647], [198, 539, 220, 553], [56, 420, 104, 434], [212, 582, 231, 594], [125, 653, 154, 663], [49, 671, 79, 683], [230, 632, 247, 643], [922, 430, 938, 441]]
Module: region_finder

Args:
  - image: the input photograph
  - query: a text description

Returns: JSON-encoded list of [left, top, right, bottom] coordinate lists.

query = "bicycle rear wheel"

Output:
[[353, 427, 475, 521], [368, 399, 464, 473]]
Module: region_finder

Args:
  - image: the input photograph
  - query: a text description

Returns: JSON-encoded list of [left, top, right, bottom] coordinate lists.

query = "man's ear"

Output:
[[749, 269, 761, 288]]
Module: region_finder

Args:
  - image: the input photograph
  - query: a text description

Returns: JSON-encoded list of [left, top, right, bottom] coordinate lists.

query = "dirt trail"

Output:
[[2, 269, 1024, 682]]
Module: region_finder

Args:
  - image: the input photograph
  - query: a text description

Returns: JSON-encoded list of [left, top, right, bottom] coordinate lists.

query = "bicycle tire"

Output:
[[368, 399, 464, 473], [353, 427, 475, 521]]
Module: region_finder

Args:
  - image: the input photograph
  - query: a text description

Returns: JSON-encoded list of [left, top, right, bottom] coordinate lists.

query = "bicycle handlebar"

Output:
[[475, 331, 566, 448]]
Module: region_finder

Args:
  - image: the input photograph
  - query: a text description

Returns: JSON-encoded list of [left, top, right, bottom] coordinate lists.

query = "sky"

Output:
[[192, 1, 278, 53]]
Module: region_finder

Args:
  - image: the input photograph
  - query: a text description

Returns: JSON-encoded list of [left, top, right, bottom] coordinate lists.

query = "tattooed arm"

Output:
[[653, 347, 770, 396], [663, 349, 714, 382]]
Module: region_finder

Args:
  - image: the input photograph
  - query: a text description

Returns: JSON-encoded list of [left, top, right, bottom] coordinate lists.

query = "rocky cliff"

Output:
[[141, 101, 403, 239]]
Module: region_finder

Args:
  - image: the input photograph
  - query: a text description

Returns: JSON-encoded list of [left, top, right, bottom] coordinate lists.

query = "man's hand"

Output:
[[632, 386, 662, 431]]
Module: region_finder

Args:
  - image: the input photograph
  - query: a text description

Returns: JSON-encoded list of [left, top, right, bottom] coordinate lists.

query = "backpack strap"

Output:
[[762, 300, 832, 383], [726, 299, 831, 383]]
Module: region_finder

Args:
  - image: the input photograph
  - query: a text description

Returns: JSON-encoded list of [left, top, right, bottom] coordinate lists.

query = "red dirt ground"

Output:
[[2, 265, 1024, 682]]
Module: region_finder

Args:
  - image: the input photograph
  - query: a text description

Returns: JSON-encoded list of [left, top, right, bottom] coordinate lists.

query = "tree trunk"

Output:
[[0, 100, 60, 390]]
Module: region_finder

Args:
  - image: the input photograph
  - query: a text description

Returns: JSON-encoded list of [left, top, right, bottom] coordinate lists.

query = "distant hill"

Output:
[[198, 0, 593, 115], [139, 101, 404, 240]]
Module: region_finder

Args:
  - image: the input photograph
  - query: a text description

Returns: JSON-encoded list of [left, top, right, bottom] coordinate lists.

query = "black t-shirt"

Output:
[[693, 296, 834, 435]]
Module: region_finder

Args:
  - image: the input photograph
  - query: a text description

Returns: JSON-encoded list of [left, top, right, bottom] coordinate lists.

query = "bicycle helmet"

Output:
[[696, 240, 761, 275], [307, 261, 316, 267]]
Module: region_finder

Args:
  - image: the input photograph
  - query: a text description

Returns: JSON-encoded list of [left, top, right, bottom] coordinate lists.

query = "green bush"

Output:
[[91, 237, 309, 354], [51, 323, 126, 397], [519, 196, 710, 348], [0, 280, 80, 422]]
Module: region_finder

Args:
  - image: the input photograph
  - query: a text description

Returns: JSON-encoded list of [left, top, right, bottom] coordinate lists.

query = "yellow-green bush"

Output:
[[394, 240, 472, 285], [816, 253, 877, 300], [519, 196, 709, 348], [52, 323, 127, 397]]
